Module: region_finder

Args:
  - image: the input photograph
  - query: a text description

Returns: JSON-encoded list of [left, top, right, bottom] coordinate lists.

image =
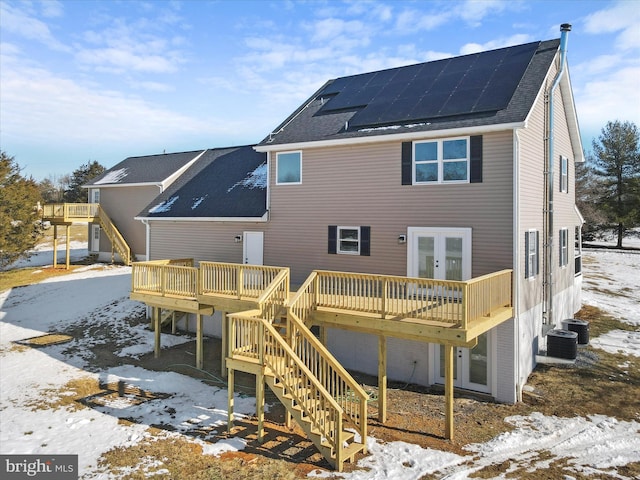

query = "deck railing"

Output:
[[290, 269, 513, 329], [42, 203, 99, 221], [131, 260, 289, 305], [131, 262, 199, 299], [199, 262, 285, 300]]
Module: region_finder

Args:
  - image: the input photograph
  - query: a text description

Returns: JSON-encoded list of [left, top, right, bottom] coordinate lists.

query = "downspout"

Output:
[[543, 23, 571, 331], [514, 129, 522, 401]]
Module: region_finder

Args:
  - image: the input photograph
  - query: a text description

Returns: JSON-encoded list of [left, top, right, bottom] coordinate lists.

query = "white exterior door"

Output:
[[407, 227, 490, 394], [91, 224, 100, 253], [243, 231, 264, 265]]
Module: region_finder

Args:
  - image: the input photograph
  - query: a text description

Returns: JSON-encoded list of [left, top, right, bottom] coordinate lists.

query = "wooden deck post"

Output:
[[53, 225, 58, 268], [65, 224, 71, 270], [221, 312, 228, 377], [196, 313, 203, 370], [256, 372, 265, 443], [154, 307, 161, 358], [378, 335, 387, 423], [227, 368, 235, 432], [444, 344, 454, 440]]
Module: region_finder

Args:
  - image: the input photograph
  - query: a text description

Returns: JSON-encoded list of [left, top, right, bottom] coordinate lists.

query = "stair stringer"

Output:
[[259, 319, 366, 472], [97, 206, 134, 265]]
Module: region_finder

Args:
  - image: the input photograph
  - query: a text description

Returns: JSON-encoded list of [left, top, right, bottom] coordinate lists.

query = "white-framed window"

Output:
[[414, 137, 469, 184], [559, 228, 569, 267], [525, 230, 539, 279], [328, 225, 371, 256], [560, 156, 568, 193], [337, 226, 360, 255], [276, 151, 302, 184]]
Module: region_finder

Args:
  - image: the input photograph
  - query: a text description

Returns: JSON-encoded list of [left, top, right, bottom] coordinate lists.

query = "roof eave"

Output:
[[135, 212, 269, 223], [255, 121, 526, 153]]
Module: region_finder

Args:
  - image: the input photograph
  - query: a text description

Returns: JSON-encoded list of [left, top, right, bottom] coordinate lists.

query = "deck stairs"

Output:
[[41, 203, 135, 265], [95, 207, 134, 265], [229, 297, 368, 471]]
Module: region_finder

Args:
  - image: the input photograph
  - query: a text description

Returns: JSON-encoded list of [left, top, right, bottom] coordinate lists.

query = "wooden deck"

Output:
[[130, 259, 513, 470], [41, 203, 134, 266]]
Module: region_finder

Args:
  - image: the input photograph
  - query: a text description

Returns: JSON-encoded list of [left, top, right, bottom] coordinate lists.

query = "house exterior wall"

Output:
[[266, 132, 514, 285], [96, 185, 161, 261], [515, 52, 582, 391]]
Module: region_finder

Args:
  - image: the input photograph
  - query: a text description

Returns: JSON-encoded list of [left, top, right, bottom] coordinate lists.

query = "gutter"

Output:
[[255, 122, 525, 153], [543, 23, 571, 331]]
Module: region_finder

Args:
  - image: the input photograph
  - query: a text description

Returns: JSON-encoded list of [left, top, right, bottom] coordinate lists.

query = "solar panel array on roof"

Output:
[[316, 41, 540, 128]]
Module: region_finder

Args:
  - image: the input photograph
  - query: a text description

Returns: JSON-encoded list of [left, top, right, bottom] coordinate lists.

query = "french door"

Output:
[[407, 227, 491, 394]]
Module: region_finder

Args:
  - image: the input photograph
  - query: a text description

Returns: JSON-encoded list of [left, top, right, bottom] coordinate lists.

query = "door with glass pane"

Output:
[[408, 228, 489, 393]]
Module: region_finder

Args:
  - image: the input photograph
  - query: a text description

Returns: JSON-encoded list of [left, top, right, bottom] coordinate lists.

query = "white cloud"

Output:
[[0, 2, 70, 52], [574, 64, 640, 139], [459, 34, 533, 55], [583, 0, 640, 51]]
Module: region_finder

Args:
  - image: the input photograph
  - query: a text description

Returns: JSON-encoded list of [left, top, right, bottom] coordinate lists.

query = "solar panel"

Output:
[[317, 41, 540, 128]]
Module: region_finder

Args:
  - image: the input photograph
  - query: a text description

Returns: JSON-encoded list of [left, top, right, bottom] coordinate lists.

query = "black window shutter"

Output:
[[401, 142, 412, 185], [525, 233, 530, 278], [360, 226, 371, 256], [470, 135, 483, 183], [328, 225, 337, 254]]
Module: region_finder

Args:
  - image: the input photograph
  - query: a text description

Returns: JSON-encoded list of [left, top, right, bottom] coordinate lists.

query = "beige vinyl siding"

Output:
[[98, 185, 160, 258], [148, 220, 262, 263], [267, 132, 514, 284], [517, 51, 581, 320]]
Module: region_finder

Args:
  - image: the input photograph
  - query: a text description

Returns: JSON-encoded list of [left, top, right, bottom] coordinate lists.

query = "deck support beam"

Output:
[[221, 312, 228, 377], [153, 307, 161, 358], [53, 225, 58, 269], [444, 344, 454, 440], [256, 372, 265, 443], [378, 335, 387, 423], [196, 313, 203, 370], [227, 368, 235, 432], [65, 224, 71, 270]]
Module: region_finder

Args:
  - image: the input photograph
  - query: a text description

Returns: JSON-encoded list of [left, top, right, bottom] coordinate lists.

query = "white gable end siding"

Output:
[[516, 53, 582, 392]]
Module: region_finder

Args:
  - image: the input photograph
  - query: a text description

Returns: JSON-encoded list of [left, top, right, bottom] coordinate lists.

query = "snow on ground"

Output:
[[1, 243, 639, 478]]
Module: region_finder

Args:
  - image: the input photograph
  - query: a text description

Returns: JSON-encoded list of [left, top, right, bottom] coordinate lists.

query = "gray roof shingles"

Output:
[[137, 145, 267, 219], [259, 39, 560, 146], [86, 150, 204, 186]]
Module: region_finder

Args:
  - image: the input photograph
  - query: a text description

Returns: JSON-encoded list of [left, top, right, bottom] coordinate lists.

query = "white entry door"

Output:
[[407, 227, 490, 394], [91, 224, 100, 252], [243, 231, 264, 265]]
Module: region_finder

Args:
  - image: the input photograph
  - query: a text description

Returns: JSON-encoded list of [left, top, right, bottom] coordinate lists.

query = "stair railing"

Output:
[[228, 312, 345, 463], [97, 206, 132, 265], [286, 271, 368, 442]]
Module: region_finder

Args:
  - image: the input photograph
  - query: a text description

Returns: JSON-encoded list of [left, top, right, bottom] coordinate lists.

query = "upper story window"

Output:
[[414, 137, 469, 184], [276, 151, 302, 184], [560, 156, 568, 193]]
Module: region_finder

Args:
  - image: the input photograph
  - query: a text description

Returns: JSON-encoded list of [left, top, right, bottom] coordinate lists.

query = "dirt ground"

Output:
[[53, 303, 639, 479]]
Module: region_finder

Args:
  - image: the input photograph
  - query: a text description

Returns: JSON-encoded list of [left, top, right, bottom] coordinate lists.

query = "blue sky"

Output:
[[1, 0, 639, 181]]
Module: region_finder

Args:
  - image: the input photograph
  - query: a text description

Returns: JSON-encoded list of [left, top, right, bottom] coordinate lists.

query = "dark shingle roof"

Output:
[[137, 145, 267, 219], [259, 39, 560, 146], [85, 150, 204, 186]]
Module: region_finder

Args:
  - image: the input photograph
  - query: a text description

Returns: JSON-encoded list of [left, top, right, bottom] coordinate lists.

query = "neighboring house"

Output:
[[83, 150, 206, 262], [138, 28, 583, 404]]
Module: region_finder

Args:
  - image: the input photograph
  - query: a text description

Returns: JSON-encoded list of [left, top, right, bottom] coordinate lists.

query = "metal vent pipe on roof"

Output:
[[543, 23, 571, 331]]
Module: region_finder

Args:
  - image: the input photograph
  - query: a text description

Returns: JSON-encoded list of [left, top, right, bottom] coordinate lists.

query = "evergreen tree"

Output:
[[590, 120, 640, 248], [63, 161, 105, 203], [0, 152, 43, 268]]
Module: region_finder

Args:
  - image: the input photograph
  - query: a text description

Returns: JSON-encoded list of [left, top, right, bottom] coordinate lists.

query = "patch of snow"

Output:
[[191, 196, 207, 210], [358, 122, 429, 133], [227, 163, 267, 192], [149, 196, 179, 214], [591, 330, 640, 357], [94, 168, 129, 184]]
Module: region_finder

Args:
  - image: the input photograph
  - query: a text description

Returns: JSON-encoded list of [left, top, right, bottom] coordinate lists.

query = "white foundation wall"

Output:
[[494, 319, 517, 404], [326, 329, 431, 386], [178, 311, 223, 338]]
